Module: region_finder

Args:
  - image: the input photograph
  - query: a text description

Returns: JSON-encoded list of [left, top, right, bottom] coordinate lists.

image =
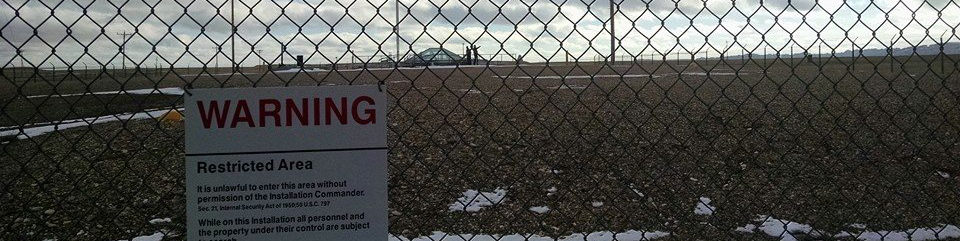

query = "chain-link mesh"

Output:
[[2, 0, 959, 240]]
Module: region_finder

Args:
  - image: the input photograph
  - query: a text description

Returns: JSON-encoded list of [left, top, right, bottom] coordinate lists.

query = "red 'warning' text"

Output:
[[196, 96, 376, 129]]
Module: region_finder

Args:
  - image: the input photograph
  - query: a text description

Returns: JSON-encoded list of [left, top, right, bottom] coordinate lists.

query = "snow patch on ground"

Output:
[[936, 171, 951, 178], [494, 74, 658, 79], [546, 187, 557, 196], [529, 206, 550, 214], [628, 184, 645, 198], [553, 85, 587, 90], [47, 232, 167, 241], [737, 216, 960, 241], [272, 68, 327, 73], [121, 232, 165, 241], [92, 223, 960, 241], [0, 108, 181, 139], [837, 225, 960, 241], [693, 197, 715, 215], [681, 72, 737, 76], [735, 224, 757, 233], [148, 218, 171, 224], [457, 89, 491, 94], [749, 216, 827, 241], [321, 64, 526, 73], [448, 188, 507, 212], [591, 201, 604, 207], [493, 72, 740, 80], [389, 230, 670, 241], [25, 87, 185, 98], [181, 65, 507, 77]]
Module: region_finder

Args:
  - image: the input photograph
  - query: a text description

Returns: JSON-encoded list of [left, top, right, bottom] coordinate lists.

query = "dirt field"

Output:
[[2, 56, 959, 240]]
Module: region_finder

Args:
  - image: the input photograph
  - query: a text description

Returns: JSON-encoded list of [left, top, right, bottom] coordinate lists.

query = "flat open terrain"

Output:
[[2, 56, 959, 240]]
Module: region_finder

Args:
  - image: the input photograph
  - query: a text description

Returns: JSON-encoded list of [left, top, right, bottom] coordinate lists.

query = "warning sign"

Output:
[[184, 86, 387, 241]]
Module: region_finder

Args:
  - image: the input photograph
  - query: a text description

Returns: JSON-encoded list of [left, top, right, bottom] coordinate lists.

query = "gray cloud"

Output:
[[1, 0, 955, 66]]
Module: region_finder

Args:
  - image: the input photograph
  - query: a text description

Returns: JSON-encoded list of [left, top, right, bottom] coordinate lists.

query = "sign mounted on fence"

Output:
[[184, 86, 388, 241]]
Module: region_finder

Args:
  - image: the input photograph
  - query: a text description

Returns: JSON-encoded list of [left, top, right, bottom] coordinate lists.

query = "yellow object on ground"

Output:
[[158, 109, 184, 122]]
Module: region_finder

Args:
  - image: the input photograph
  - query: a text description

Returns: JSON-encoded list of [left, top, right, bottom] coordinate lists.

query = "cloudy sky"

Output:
[[1, 0, 957, 67]]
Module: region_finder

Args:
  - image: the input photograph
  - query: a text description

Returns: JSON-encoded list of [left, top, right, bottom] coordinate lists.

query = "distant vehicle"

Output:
[[378, 56, 396, 63], [399, 48, 464, 67]]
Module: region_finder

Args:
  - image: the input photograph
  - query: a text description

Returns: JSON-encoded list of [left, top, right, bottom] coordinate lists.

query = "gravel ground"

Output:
[[1, 58, 959, 240], [1, 94, 182, 127]]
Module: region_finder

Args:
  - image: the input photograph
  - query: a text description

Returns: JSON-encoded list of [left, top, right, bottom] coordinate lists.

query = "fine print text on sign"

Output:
[[185, 86, 387, 241]]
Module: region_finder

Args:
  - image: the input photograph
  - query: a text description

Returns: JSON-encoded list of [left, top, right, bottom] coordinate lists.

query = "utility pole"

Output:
[[395, 0, 400, 66], [117, 31, 133, 69], [940, 31, 948, 74], [890, 36, 896, 70], [724, 41, 729, 61], [818, 43, 822, 65], [213, 46, 219, 73], [851, 37, 858, 72], [609, 0, 616, 63], [17, 49, 23, 68], [14, 49, 21, 80], [257, 49, 264, 69], [231, 0, 236, 73]]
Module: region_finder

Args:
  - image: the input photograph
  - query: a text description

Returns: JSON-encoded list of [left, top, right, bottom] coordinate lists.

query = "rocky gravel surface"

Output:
[[2, 59, 959, 240]]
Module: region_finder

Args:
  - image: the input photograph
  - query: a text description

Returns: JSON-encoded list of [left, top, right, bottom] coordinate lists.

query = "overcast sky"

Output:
[[1, 0, 957, 67]]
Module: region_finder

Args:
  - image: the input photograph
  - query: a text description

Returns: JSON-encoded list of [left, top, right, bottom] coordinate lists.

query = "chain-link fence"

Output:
[[2, 0, 960, 240]]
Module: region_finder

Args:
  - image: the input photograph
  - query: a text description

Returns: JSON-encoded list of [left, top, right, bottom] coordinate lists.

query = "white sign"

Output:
[[184, 86, 387, 241]]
